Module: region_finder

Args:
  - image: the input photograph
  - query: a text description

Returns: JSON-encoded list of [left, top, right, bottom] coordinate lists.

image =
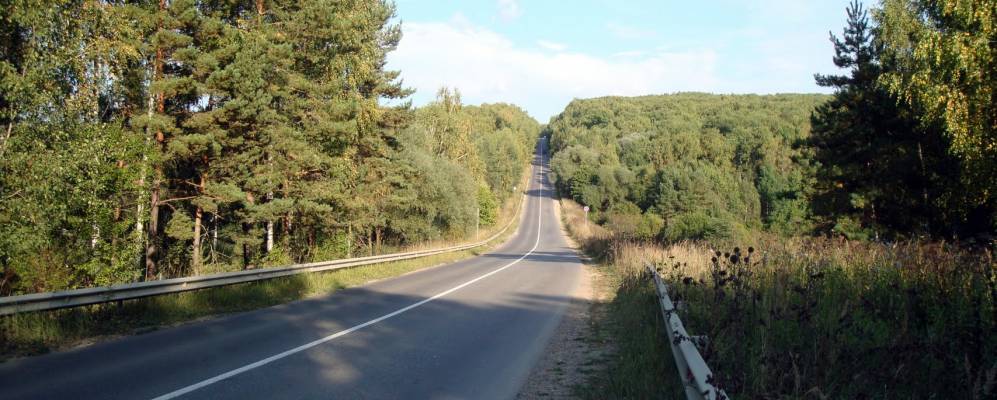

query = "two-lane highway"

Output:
[[0, 138, 584, 399]]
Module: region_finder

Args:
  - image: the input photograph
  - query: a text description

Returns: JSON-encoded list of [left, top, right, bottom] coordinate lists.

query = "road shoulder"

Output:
[[517, 200, 609, 399]]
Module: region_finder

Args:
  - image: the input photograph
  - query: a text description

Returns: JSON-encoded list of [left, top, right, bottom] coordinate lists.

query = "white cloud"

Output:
[[536, 40, 567, 52], [496, 0, 521, 22], [606, 22, 657, 40], [388, 21, 720, 121], [612, 50, 647, 58]]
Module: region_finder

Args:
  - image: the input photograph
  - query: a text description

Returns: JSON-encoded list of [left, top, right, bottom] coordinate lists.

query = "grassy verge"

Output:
[[557, 199, 684, 399], [0, 169, 532, 361], [578, 262, 683, 399], [561, 197, 997, 399]]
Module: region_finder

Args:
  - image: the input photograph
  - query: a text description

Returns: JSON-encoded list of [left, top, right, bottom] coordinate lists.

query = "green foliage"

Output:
[[0, 1, 539, 295], [831, 215, 873, 241], [392, 90, 538, 241], [164, 212, 194, 241], [810, 0, 994, 239], [548, 93, 826, 242], [662, 211, 733, 242], [878, 0, 997, 207], [477, 184, 498, 226], [578, 271, 679, 399]]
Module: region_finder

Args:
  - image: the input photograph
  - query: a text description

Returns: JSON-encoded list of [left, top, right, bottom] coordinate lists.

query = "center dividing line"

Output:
[[151, 140, 548, 400]]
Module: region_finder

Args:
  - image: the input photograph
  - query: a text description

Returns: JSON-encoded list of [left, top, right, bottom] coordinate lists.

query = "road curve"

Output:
[[0, 138, 584, 399]]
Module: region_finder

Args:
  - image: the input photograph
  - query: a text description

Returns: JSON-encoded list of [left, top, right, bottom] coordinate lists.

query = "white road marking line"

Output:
[[151, 141, 548, 400]]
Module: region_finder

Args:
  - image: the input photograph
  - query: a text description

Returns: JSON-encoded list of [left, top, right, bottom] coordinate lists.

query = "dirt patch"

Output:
[[517, 201, 614, 399]]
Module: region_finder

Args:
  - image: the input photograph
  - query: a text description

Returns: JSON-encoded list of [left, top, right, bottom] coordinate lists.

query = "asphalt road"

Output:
[[0, 138, 584, 399]]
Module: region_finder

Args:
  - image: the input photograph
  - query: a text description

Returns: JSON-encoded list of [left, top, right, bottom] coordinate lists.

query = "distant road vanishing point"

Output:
[[0, 138, 586, 400]]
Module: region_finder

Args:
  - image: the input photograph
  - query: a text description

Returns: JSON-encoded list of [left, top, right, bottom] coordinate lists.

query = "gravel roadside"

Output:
[[517, 200, 612, 399]]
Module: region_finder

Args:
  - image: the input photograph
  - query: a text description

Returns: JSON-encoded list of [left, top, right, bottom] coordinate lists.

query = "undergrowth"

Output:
[[562, 198, 997, 399]]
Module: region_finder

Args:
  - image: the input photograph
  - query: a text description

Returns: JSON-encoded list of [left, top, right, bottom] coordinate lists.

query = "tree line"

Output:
[[0, 1, 539, 295], [549, 0, 996, 243]]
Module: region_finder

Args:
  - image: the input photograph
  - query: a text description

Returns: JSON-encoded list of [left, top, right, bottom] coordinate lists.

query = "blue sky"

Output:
[[387, 0, 854, 122]]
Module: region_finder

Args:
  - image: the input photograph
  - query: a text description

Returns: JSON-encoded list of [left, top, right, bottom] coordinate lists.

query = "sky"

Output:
[[386, 0, 853, 122]]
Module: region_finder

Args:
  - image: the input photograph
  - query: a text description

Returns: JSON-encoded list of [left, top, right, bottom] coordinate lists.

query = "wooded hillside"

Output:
[[549, 93, 829, 241]]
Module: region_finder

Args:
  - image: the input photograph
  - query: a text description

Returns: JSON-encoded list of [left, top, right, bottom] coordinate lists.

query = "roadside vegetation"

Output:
[[555, 1, 996, 398], [557, 199, 682, 399], [565, 197, 996, 399], [658, 239, 995, 398], [0, 169, 530, 360]]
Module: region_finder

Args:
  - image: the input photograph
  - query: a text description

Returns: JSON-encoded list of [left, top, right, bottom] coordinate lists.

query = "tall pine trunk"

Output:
[[144, 0, 167, 280], [136, 83, 153, 273], [375, 227, 382, 255], [191, 173, 205, 273], [211, 215, 218, 264], [192, 206, 202, 272], [146, 169, 161, 279]]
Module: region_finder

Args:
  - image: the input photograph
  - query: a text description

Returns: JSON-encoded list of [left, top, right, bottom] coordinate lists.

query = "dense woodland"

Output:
[[0, 0, 539, 295], [549, 93, 828, 242], [550, 0, 997, 244]]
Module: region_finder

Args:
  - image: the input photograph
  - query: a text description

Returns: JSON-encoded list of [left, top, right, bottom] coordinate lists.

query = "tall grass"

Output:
[[562, 198, 997, 399], [659, 238, 996, 399]]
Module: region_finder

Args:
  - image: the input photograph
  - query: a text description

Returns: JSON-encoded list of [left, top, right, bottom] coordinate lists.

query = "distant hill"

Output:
[[547, 93, 830, 241]]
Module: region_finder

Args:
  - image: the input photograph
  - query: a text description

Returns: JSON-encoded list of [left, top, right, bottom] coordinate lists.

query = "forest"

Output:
[[549, 93, 829, 242], [0, 0, 539, 296]]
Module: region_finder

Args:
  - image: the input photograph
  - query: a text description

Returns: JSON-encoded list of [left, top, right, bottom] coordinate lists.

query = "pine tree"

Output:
[[809, 1, 965, 238], [126, 0, 201, 278]]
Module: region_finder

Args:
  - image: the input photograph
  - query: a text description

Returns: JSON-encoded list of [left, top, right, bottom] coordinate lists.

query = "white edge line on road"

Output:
[[151, 139, 548, 400]]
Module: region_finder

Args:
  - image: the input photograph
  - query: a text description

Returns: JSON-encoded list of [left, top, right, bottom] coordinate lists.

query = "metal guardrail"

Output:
[[648, 265, 730, 400], [0, 192, 527, 316]]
